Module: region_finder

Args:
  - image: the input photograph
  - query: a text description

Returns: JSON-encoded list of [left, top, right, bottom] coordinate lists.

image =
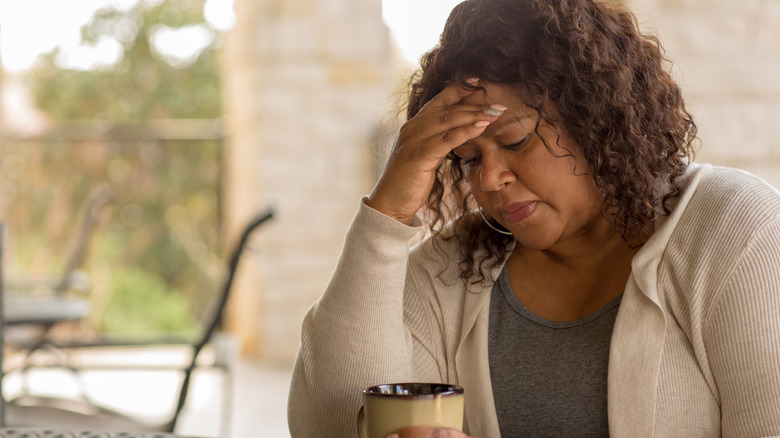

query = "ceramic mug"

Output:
[[357, 383, 464, 438]]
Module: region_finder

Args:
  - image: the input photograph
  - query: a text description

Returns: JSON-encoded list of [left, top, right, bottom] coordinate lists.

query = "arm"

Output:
[[288, 79, 502, 437], [707, 217, 780, 437], [288, 201, 422, 437]]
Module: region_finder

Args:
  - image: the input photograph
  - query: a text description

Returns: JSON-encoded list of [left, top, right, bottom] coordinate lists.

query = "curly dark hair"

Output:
[[407, 0, 697, 284]]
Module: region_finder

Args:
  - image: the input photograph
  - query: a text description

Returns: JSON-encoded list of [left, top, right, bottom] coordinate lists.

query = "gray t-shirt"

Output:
[[488, 265, 621, 437]]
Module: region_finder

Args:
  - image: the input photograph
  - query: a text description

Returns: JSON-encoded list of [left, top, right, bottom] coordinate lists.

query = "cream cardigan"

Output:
[[288, 163, 780, 437]]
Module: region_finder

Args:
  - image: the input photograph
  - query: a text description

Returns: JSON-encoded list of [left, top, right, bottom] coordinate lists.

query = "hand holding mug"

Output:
[[357, 383, 465, 438]]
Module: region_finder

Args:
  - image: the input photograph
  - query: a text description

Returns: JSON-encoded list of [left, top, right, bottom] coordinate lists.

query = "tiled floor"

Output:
[[178, 358, 293, 438]]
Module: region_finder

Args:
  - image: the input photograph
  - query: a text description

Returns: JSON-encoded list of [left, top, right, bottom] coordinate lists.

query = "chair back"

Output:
[[171, 208, 274, 429], [54, 185, 113, 295]]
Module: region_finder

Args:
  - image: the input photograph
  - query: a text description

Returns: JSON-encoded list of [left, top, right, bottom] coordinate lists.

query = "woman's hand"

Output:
[[387, 426, 475, 438], [365, 78, 504, 225]]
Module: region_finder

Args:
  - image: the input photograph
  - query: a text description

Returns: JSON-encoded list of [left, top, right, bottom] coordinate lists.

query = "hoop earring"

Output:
[[594, 152, 607, 198], [479, 207, 513, 235]]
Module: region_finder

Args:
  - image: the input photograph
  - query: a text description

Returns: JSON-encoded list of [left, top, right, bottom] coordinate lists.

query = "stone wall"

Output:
[[624, 0, 780, 189], [220, 0, 401, 362]]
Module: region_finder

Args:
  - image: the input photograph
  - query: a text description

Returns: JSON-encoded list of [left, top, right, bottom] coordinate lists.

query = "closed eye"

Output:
[[456, 134, 533, 169], [451, 145, 480, 166], [503, 134, 532, 151], [462, 154, 481, 166]]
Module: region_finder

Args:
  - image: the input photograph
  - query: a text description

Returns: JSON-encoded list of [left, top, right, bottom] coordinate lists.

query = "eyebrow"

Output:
[[481, 113, 533, 138]]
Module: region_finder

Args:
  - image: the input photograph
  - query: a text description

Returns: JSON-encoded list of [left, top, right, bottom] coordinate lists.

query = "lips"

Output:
[[497, 202, 537, 224]]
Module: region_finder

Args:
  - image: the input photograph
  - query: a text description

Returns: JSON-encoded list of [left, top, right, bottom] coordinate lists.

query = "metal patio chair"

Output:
[[0, 208, 274, 434], [3, 185, 112, 345]]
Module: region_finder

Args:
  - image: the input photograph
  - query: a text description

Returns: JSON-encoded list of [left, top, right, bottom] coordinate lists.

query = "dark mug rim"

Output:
[[363, 382, 464, 398]]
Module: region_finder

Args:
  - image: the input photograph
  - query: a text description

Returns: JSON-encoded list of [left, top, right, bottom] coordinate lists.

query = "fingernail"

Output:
[[483, 106, 505, 117], [387, 435, 400, 438], [475, 120, 490, 128], [465, 77, 479, 85]]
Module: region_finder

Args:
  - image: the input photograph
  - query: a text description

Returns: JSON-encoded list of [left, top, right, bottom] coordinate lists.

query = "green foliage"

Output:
[[100, 265, 197, 334], [7, 0, 226, 336], [27, 0, 221, 120]]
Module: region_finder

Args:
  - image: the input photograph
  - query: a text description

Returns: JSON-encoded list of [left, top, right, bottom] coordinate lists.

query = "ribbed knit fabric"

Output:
[[288, 163, 780, 438]]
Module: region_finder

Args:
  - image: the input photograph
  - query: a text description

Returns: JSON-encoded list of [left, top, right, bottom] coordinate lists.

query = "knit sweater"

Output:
[[287, 163, 780, 437]]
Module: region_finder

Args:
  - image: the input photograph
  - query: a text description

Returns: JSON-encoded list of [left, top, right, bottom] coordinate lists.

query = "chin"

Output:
[[514, 233, 559, 251]]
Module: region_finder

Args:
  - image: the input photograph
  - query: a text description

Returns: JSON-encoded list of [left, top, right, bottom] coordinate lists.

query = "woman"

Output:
[[288, 0, 780, 436]]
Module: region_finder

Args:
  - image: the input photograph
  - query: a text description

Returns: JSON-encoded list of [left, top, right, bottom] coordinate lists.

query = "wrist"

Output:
[[363, 196, 416, 226]]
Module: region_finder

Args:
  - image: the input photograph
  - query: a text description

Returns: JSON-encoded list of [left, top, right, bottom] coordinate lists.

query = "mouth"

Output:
[[497, 202, 537, 224]]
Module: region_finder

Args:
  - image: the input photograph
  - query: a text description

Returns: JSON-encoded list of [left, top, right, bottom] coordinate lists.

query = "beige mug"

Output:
[[357, 383, 464, 438]]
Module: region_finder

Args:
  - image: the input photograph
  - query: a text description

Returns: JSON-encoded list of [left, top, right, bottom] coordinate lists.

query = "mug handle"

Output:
[[357, 405, 366, 438]]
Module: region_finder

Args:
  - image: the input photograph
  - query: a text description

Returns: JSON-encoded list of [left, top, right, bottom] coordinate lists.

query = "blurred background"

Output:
[[0, 0, 778, 436]]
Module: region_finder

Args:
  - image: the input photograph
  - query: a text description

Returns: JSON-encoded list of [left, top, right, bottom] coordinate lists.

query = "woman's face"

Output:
[[453, 82, 606, 251]]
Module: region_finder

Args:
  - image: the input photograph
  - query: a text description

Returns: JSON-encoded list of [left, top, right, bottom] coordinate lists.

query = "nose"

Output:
[[479, 151, 515, 192]]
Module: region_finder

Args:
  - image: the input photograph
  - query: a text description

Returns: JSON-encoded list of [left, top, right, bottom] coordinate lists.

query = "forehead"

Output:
[[464, 82, 536, 116], [462, 83, 538, 136], [461, 82, 525, 106]]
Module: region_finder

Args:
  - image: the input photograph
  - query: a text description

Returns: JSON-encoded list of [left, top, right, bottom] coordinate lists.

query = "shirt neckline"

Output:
[[496, 264, 623, 329]]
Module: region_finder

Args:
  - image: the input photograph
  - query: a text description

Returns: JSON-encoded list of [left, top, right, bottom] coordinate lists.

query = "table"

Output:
[[2, 295, 90, 326], [0, 429, 202, 438]]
